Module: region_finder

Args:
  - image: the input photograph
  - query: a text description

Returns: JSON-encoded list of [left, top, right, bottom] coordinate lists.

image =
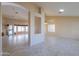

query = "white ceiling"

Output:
[[2, 2, 29, 20], [2, 2, 79, 18], [33, 2, 79, 16]]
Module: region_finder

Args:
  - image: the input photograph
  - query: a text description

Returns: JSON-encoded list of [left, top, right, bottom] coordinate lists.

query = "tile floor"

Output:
[[2, 34, 79, 56], [2, 34, 28, 55]]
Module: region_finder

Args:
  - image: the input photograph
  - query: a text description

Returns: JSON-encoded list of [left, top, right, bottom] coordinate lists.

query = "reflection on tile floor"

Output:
[[2, 35, 79, 56], [2, 34, 28, 55]]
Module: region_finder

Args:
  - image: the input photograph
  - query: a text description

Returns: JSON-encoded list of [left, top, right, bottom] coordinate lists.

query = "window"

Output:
[[14, 26, 28, 32], [8, 30, 13, 35], [18, 26, 22, 32], [8, 25, 13, 35], [21, 26, 25, 32], [48, 24, 55, 32], [14, 26, 16, 32], [9, 25, 12, 30], [26, 26, 28, 32]]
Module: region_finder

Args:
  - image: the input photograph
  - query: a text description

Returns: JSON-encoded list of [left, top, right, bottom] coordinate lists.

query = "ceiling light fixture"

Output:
[[59, 9, 64, 13]]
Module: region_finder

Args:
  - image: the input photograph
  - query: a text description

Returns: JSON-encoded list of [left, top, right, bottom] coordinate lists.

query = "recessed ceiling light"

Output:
[[59, 9, 64, 13]]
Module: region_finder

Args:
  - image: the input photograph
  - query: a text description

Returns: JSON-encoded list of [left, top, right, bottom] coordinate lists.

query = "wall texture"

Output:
[[0, 3, 2, 55], [46, 16, 79, 39]]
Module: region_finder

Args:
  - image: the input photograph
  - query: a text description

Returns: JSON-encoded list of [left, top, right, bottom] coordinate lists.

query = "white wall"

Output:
[[46, 16, 79, 39], [0, 3, 2, 55], [30, 9, 45, 46]]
